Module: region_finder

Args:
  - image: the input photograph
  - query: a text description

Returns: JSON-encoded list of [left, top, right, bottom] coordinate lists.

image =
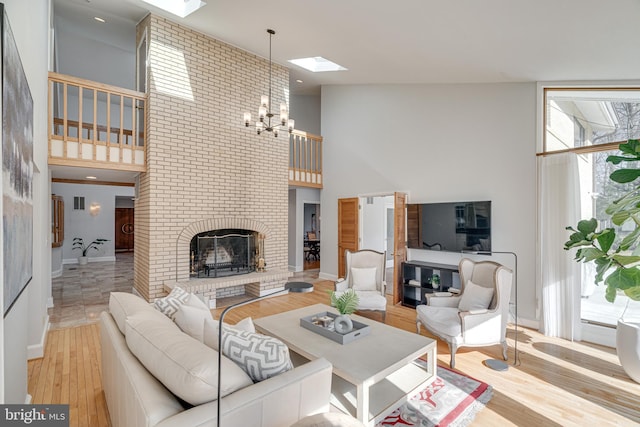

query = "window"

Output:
[[542, 87, 640, 335]]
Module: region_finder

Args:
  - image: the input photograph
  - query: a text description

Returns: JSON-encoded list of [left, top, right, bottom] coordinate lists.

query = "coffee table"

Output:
[[253, 304, 437, 426]]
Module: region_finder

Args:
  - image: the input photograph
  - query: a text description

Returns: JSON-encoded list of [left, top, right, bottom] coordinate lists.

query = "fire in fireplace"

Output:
[[190, 229, 260, 278]]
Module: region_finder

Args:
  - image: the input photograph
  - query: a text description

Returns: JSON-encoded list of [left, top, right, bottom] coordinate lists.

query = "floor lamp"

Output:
[[216, 281, 313, 427], [463, 250, 518, 371]]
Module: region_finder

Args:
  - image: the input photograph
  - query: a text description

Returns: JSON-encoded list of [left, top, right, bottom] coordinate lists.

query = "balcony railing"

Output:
[[289, 130, 323, 188], [48, 72, 146, 171]]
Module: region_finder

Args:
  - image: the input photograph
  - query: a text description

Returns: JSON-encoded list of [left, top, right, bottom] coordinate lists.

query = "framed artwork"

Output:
[[2, 4, 34, 317]]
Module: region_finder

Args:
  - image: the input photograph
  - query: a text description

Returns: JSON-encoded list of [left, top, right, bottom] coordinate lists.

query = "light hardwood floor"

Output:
[[29, 280, 640, 427]]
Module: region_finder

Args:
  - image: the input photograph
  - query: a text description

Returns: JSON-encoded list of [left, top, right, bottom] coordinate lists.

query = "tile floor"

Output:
[[48, 252, 321, 330]]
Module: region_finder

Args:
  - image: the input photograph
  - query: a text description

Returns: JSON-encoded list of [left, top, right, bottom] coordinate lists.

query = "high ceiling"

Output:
[[51, 0, 640, 183], [57, 0, 640, 95]]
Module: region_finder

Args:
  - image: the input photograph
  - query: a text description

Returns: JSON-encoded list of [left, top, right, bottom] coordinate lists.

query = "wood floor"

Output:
[[29, 280, 640, 427]]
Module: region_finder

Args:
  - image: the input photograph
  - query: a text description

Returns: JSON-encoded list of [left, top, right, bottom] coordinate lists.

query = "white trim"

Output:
[[47, 297, 54, 309], [27, 316, 49, 360], [25, 394, 32, 405], [319, 272, 338, 281], [51, 266, 63, 278], [288, 264, 303, 273], [63, 255, 117, 264], [580, 322, 616, 348]]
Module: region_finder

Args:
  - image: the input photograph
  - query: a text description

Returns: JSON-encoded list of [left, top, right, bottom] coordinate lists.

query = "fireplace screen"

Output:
[[191, 229, 257, 278]]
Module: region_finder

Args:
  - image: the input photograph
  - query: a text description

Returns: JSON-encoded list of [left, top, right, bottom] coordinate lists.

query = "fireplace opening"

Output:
[[190, 229, 260, 278]]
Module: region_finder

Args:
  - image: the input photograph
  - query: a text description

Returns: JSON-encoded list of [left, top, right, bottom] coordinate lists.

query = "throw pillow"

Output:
[[154, 286, 190, 320], [351, 267, 377, 291], [174, 305, 212, 342], [220, 328, 293, 382], [204, 316, 255, 350], [458, 280, 494, 312]]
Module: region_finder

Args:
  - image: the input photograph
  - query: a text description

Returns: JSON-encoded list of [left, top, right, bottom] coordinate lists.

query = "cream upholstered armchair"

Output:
[[415, 258, 513, 368], [335, 249, 387, 322]]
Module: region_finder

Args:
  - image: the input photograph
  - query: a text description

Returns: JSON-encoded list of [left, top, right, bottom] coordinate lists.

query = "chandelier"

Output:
[[243, 29, 294, 137]]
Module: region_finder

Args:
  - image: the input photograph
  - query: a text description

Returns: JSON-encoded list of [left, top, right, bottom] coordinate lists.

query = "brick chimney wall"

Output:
[[134, 15, 290, 300]]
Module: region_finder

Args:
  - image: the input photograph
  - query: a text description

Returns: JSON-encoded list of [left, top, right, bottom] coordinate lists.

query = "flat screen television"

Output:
[[406, 201, 491, 252]]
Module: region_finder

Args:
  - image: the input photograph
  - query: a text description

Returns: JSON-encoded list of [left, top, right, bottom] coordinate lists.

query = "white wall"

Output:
[[361, 196, 386, 252], [53, 3, 136, 89], [1, 0, 51, 404], [291, 94, 321, 135], [51, 183, 134, 263], [288, 187, 320, 271], [320, 83, 538, 322]]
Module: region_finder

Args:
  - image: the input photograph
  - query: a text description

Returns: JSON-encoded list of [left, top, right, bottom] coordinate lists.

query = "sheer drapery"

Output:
[[539, 153, 582, 339]]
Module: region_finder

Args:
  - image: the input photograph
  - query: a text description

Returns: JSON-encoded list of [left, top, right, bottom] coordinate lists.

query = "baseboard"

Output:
[[288, 264, 304, 273], [63, 255, 117, 264], [47, 296, 54, 308], [25, 394, 32, 404], [518, 317, 539, 330], [51, 266, 63, 278], [27, 316, 49, 360], [318, 271, 337, 281]]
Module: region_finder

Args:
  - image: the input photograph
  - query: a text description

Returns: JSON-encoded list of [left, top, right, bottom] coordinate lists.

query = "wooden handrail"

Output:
[[48, 72, 146, 169], [289, 130, 323, 188]]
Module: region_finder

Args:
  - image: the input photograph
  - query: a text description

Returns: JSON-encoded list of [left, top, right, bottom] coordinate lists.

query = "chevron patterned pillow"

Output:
[[154, 286, 190, 320], [221, 328, 293, 382]]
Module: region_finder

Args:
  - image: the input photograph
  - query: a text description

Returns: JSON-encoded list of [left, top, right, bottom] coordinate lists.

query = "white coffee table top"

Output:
[[254, 303, 436, 385]]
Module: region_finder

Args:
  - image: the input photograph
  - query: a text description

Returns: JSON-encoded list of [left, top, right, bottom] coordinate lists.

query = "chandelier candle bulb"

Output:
[[243, 112, 251, 126], [259, 106, 267, 121], [261, 95, 269, 108], [288, 119, 295, 132]]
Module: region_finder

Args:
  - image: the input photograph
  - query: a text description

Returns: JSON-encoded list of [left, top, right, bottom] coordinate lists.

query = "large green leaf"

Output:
[[605, 267, 640, 290], [621, 227, 640, 251], [576, 248, 604, 262], [625, 285, 640, 301], [610, 168, 640, 184], [616, 139, 640, 156], [611, 255, 640, 266], [594, 258, 612, 284], [605, 283, 618, 303], [596, 229, 615, 252], [577, 218, 598, 235]]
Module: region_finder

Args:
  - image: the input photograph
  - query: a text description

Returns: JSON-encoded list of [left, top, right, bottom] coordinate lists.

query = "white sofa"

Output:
[[100, 292, 333, 427]]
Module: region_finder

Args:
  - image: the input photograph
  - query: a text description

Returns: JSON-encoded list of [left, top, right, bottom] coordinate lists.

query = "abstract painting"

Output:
[[2, 4, 33, 317]]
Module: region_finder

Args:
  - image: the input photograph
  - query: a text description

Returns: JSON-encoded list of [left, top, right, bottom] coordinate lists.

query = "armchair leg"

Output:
[[416, 321, 421, 334], [449, 343, 457, 369], [381, 311, 386, 323], [502, 341, 508, 361]]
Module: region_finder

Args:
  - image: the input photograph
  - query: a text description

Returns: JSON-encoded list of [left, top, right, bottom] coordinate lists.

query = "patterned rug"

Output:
[[377, 365, 492, 427]]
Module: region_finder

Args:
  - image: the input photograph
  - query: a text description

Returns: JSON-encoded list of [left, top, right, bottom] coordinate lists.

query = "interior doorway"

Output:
[[361, 195, 395, 293], [303, 203, 320, 270], [115, 196, 134, 253]]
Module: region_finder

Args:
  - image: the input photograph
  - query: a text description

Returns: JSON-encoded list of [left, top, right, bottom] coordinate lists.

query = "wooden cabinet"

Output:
[[51, 195, 64, 248], [115, 208, 134, 252], [401, 260, 460, 308]]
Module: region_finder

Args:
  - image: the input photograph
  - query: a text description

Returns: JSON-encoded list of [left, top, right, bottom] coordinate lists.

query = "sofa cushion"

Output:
[[221, 328, 293, 382], [109, 292, 158, 334], [204, 317, 255, 351], [154, 286, 190, 320], [125, 310, 253, 406]]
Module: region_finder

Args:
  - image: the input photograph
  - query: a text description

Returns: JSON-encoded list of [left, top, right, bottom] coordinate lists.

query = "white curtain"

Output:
[[539, 153, 582, 340]]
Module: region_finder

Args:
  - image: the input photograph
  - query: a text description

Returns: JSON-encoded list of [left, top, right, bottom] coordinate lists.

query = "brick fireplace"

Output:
[[134, 15, 291, 304]]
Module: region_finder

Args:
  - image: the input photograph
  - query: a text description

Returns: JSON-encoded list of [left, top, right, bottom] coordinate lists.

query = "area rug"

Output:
[[377, 365, 492, 427]]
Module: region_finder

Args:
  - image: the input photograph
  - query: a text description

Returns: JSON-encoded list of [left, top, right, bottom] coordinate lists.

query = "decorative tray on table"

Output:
[[300, 311, 371, 345]]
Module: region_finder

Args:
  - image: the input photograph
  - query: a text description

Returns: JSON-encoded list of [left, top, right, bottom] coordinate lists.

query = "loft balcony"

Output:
[[48, 72, 323, 188], [48, 72, 146, 172]]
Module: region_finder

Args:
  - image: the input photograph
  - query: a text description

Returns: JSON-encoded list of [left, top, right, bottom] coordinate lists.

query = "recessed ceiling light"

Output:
[[94, 16, 105, 23], [288, 57, 347, 73], [86, 176, 97, 180], [296, 79, 303, 83], [141, 0, 207, 18]]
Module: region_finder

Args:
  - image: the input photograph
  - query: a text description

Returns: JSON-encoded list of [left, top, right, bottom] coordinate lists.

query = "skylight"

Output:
[[141, 0, 206, 18], [288, 57, 347, 73]]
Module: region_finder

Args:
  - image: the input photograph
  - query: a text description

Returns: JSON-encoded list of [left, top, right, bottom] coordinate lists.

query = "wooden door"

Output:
[[393, 192, 407, 305], [337, 198, 359, 278], [115, 208, 134, 252]]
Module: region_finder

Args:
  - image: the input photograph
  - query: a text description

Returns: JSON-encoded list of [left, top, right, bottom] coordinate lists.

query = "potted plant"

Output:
[[73, 237, 109, 265], [564, 139, 640, 383], [431, 274, 441, 290], [330, 289, 360, 334]]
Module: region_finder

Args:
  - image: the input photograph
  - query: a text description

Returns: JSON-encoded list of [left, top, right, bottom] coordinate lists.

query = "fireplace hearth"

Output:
[[190, 229, 260, 278]]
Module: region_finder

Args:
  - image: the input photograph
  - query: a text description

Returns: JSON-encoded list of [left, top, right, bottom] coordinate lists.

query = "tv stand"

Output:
[[401, 260, 460, 308]]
